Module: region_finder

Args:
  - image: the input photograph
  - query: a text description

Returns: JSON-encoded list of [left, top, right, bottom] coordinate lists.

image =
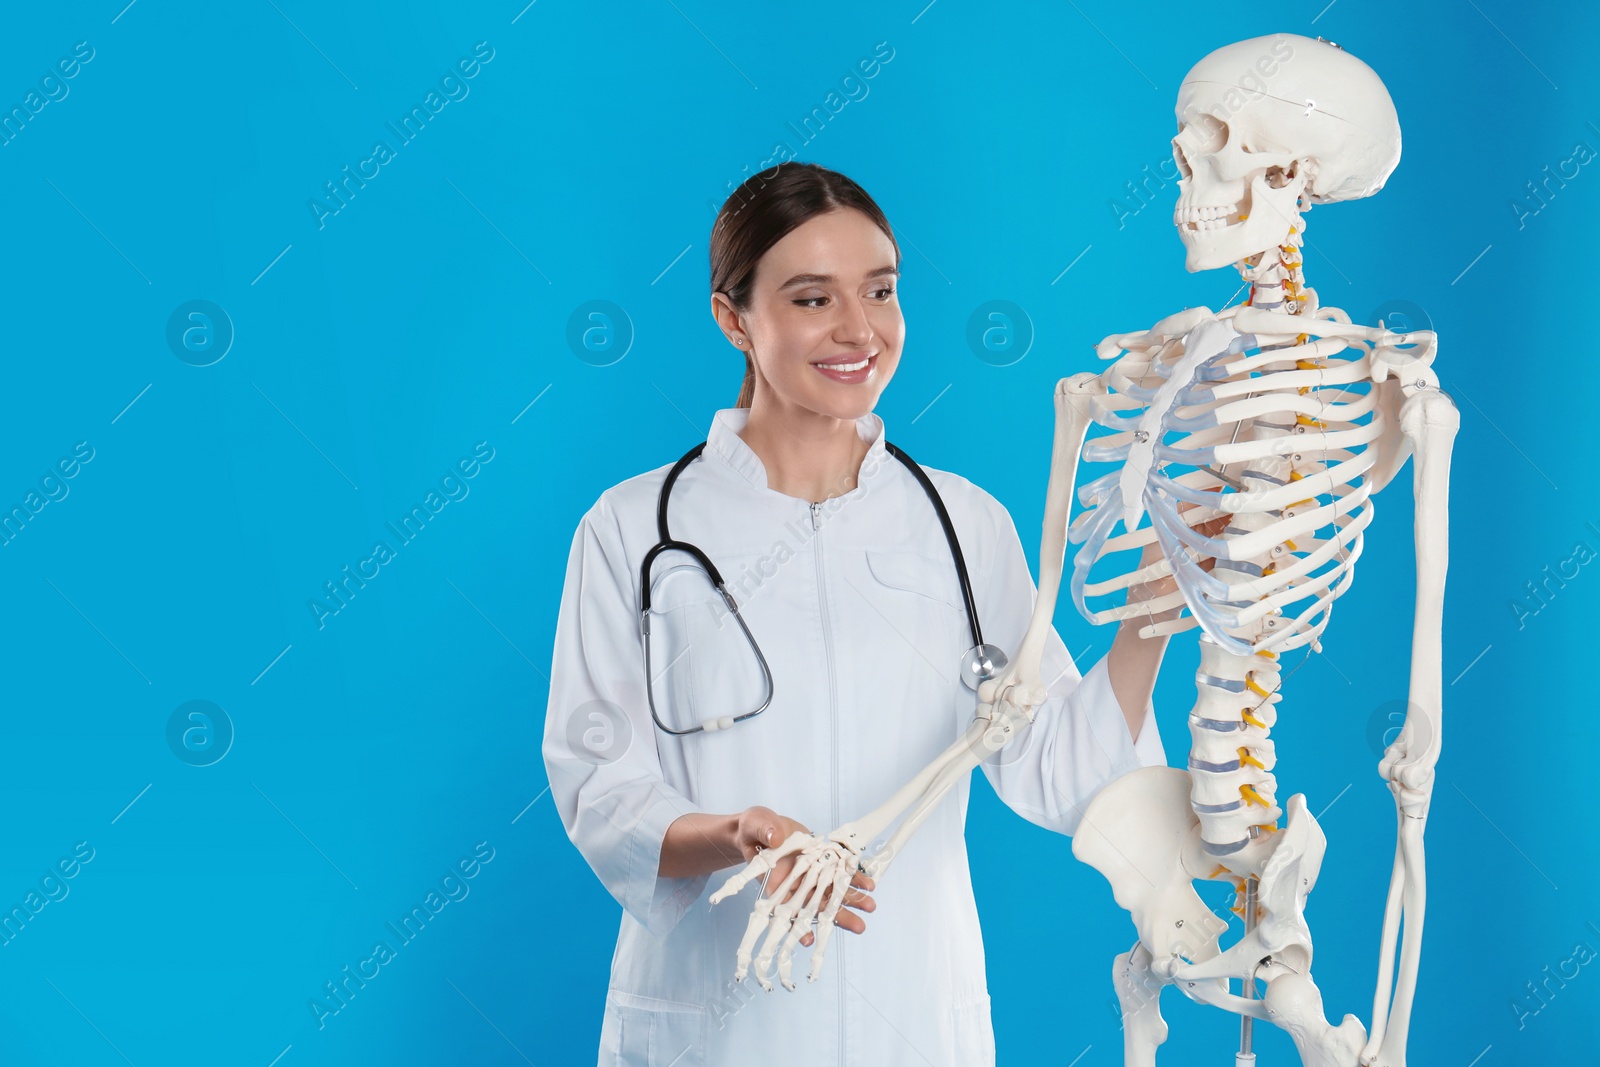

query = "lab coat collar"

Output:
[[705, 406, 891, 496]]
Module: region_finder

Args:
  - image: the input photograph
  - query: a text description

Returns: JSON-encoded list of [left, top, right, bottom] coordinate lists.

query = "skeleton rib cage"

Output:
[[1067, 307, 1412, 661], [1064, 302, 1439, 862]]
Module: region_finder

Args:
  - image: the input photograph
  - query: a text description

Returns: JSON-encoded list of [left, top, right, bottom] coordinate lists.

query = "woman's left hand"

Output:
[[1123, 506, 1229, 627]]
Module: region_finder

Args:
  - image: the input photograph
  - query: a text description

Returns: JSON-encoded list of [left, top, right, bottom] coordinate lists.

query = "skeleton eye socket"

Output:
[[1196, 118, 1227, 154]]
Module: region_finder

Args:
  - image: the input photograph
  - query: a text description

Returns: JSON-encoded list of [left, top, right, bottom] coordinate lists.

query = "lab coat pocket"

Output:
[[949, 990, 995, 1065], [609, 989, 709, 1067], [862, 548, 967, 680]]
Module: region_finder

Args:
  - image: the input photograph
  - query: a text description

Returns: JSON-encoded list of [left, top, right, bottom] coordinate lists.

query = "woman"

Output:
[[544, 162, 1174, 1066]]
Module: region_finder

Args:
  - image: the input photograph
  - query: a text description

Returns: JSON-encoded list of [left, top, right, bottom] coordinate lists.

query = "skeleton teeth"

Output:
[[1174, 202, 1244, 229]]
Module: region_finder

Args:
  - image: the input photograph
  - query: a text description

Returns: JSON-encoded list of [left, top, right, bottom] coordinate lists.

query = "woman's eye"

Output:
[[791, 288, 894, 308]]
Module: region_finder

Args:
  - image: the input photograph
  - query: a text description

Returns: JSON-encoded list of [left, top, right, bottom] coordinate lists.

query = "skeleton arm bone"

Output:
[[1363, 382, 1457, 1066], [707, 373, 1106, 986], [833, 712, 1025, 881], [831, 373, 1109, 879], [1000, 373, 1108, 699]]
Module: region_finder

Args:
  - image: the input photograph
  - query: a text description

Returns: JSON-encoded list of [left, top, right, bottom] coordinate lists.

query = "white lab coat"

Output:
[[543, 405, 1166, 1066]]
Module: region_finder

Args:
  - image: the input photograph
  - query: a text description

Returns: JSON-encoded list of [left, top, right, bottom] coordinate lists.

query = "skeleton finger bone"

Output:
[[761, 853, 826, 991], [775, 853, 873, 986], [731, 900, 777, 986], [805, 863, 857, 983], [708, 829, 811, 905], [712, 830, 855, 988], [738, 846, 814, 991], [711, 828, 868, 990]]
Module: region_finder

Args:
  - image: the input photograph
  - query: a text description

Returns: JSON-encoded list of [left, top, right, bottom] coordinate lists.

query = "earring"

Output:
[[734, 338, 744, 346]]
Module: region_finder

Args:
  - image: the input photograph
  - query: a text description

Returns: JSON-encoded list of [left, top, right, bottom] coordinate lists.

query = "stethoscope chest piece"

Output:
[[961, 643, 1008, 692]]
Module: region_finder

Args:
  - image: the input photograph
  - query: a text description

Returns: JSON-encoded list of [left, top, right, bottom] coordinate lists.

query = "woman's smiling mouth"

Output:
[[812, 353, 876, 383]]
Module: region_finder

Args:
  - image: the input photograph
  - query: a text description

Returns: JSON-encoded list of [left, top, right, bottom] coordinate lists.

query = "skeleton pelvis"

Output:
[[1071, 766, 1229, 964]]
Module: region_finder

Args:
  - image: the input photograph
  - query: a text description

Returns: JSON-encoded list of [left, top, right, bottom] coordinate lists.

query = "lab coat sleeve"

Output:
[[975, 497, 1167, 837], [542, 495, 710, 938]]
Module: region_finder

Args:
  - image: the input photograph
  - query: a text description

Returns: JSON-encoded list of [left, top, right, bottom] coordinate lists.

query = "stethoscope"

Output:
[[639, 439, 1009, 736]]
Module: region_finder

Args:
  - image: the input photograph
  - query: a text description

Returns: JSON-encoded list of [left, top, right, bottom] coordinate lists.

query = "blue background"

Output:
[[1, 0, 1594, 1063]]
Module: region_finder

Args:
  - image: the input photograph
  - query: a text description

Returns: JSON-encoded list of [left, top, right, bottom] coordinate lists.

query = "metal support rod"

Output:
[[1238, 874, 1260, 1065]]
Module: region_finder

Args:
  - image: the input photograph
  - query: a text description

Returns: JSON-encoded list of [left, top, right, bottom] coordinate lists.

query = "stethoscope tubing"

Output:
[[639, 439, 986, 736]]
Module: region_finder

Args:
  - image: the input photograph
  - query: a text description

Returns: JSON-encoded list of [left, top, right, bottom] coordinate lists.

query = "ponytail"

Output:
[[736, 353, 755, 408]]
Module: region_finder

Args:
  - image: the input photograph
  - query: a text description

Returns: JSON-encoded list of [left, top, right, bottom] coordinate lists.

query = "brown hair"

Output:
[[709, 162, 900, 408]]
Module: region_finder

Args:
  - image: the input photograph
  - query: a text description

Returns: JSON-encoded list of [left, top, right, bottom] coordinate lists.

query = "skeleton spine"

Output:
[[1186, 483, 1288, 860], [1184, 271, 1305, 864]]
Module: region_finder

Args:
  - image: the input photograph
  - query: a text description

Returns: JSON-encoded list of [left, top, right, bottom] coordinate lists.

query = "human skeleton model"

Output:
[[708, 33, 1455, 1067]]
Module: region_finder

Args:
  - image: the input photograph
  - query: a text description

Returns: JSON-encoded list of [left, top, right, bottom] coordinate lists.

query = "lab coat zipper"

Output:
[[810, 499, 846, 1066]]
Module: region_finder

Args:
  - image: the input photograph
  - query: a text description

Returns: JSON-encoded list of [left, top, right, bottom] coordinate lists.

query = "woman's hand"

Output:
[[735, 805, 876, 946], [1106, 504, 1230, 740], [1122, 506, 1229, 627], [1124, 532, 1184, 626]]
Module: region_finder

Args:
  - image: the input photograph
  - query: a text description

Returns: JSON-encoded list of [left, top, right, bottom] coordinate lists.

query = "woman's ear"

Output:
[[710, 291, 747, 348]]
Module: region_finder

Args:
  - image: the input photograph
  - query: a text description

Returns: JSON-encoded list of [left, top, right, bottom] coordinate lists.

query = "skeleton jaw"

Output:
[[1175, 167, 1309, 273]]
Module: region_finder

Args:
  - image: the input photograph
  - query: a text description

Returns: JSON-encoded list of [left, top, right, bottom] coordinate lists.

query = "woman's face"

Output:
[[717, 208, 903, 421]]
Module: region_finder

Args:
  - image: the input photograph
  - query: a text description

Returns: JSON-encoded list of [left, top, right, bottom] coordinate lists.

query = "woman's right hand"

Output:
[[734, 805, 876, 946]]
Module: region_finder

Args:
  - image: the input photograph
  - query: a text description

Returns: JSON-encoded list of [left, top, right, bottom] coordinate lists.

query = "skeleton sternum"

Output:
[[1186, 414, 1294, 865]]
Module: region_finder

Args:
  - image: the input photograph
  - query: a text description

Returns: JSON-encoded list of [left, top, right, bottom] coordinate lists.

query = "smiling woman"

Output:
[[543, 160, 1169, 1067], [708, 165, 903, 504]]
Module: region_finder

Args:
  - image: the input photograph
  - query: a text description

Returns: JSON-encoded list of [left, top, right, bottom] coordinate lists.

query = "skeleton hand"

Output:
[[708, 814, 876, 991]]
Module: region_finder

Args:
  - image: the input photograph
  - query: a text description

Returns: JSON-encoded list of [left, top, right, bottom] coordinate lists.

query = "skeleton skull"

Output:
[[1171, 33, 1402, 272]]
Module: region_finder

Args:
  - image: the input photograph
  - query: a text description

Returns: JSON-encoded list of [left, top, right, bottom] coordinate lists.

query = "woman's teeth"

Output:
[[815, 358, 870, 371]]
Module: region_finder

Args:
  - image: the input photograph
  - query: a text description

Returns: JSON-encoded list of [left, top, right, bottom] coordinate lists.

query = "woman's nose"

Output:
[[835, 296, 874, 344]]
